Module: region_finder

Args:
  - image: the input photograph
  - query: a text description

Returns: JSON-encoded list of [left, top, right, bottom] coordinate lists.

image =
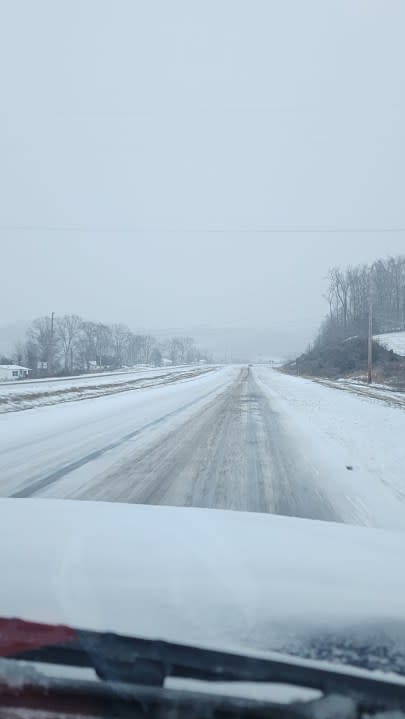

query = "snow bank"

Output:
[[374, 331, 405, 357]]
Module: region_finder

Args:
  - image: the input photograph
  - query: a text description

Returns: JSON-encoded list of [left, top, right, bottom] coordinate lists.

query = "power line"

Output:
[[1, 103, 405, 117], [0, 225, 405, 235]]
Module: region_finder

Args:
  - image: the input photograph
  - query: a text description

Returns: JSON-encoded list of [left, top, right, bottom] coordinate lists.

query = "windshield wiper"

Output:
[[1, 617, 405, 717]]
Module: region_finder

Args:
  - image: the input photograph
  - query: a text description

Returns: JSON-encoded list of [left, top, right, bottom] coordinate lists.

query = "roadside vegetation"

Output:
[[285, 255, 405, 386], [0, 317, 211, 377]]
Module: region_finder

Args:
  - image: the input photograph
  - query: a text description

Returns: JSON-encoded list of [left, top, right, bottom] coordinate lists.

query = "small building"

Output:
[[0, 365, 32, 382]]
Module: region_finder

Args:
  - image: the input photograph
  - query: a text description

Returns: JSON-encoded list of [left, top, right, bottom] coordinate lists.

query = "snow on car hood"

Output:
[[1, 499, 405, 670]]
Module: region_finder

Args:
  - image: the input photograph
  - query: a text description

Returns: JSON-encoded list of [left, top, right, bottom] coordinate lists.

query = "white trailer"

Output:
[[0, 364, 31, 382]]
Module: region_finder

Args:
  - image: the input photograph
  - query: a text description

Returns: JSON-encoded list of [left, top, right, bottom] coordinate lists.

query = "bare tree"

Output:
[[317, 254, 405, 349], [18, 316, 208, 375], [78, 321, 97, 370], [28, 316, 59, 374], [94, 323, 113, 366], [111, 324, 130, 367], [142, 335, 155, 364], [78, 321, 112, 370], [126, 333, 141, 365], [328, 267, 350, 330], [56, 315, 83, 372], [168, 337, 183, 365], [150, 346, 163, 367], [183, 336, 197, 363]]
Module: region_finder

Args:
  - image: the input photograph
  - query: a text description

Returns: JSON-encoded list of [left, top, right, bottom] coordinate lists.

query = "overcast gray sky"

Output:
[[0, 1, 404, 355]]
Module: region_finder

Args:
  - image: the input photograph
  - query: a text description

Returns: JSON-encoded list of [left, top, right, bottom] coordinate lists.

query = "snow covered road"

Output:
[[0, 365, 211, 413], [0, 366, 235, 498], [71, 367, 339, 519], [1, 365, 405, 530]]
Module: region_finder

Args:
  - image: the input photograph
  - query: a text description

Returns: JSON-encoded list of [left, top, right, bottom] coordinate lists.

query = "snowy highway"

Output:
[[1, 365, 405, 531]]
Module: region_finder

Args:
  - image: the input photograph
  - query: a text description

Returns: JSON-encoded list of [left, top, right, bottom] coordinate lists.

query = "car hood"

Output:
[[1, 499, 405, 674]]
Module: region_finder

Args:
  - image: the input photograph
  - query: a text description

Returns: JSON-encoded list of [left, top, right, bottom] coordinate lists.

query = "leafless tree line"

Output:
[[9, 316, 210, 376], [315, 255, 405, 348]]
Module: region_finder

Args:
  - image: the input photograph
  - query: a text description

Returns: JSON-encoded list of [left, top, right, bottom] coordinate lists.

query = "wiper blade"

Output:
[[1, 618, 405, 714], [0, 663, 329, 719]]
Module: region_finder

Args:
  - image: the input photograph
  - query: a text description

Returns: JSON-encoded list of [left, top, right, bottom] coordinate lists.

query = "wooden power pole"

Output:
[[367, 267, 374, 385], [368, 296, 373, 385], [48, 311, 55, 375]]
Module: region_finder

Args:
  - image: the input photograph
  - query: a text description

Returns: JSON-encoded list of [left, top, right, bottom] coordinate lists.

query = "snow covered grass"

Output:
[[374, 331, 405, 356], [0, 365, 214, 414], [255, 367, 405, 532], [316, 377, 405, 408]]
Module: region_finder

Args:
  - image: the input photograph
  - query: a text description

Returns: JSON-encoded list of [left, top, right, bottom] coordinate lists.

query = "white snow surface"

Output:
[[0, 366, 165, 392], [1, 499, 405, 655], [255, 367, 405, 531], [0, 364, 211, 413], [0, 365, 237, 497], [1, 364, 405, 531], [374, 331, 405, 356]]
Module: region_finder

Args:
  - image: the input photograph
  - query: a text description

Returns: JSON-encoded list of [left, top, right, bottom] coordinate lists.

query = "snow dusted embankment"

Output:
[[374, 331, 405, 357]]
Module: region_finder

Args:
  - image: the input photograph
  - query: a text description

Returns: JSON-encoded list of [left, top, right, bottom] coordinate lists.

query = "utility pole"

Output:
[[368, 296, 373, 384], [48, 311, 55, 376], [368, 267, 374, 385]]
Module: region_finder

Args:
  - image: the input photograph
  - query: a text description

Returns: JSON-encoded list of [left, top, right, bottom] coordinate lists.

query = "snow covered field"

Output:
[[315, 377, 405, 408], [374, 330, 405, 356]]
